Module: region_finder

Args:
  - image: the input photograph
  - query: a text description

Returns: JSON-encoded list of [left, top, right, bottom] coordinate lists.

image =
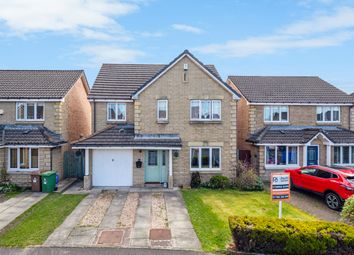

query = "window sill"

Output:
[[190, 169, 221, 172], [316, 121, 340, 125], [190, 120, 222, 124], [16, 120, 44, 122], [7, 169, 39, 173], [157, 120, 169, 124], [265, 165, 299, 170], [264, 121, 289, 124], [107, 120, 127, 123]]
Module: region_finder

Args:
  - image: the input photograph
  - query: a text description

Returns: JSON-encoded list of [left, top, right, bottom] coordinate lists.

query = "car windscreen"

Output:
[[346, 176, 354, 184]]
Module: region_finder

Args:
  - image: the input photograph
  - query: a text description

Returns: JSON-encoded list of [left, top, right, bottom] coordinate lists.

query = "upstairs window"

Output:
[[107, 103, 126, 121], [264, 106, 288, 122], [16, 102, 44, 121], [316, 106, 340, 122], [157, 100, 168, 121], [190, 100, 221, 121]]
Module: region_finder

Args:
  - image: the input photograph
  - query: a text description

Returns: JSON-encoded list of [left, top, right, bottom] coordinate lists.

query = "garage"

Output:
[[92, 149, 133, 187]]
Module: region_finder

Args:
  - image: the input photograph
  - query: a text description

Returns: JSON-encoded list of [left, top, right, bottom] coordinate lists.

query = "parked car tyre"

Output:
[[325, 192, 342, 211], [290, 178, 296, 191]]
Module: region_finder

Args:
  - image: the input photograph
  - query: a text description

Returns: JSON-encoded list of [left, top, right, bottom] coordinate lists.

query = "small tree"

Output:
[[233, 160, 264, 191], [341, 195, 354, 224], [190, 171, 201, 188]]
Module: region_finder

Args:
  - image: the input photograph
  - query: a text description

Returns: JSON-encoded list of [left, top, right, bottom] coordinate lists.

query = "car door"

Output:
[[298, 168, 318, 190], [315, 169, 337, 194]]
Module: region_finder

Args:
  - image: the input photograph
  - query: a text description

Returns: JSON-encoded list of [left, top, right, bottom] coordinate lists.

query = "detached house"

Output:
[[73, 50, 239, 189], [0, 70, 91, 186], [228, 76, 354, 179]]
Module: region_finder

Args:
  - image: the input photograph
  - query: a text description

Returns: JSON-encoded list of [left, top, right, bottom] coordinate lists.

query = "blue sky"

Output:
[[0, 0, 354, 93]]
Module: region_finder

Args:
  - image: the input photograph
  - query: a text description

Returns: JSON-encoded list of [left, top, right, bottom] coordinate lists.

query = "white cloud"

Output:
[[139, 31, 164, 37], [0, 0, 138, 39], [195, 6, 354, 58], [172, 24, 204, 34], [282, 7, 354, 35], [80, 45, 145, 64]]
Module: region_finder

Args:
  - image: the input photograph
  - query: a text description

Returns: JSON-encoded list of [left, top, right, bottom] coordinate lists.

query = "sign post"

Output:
[[271, 173, 290, 219]]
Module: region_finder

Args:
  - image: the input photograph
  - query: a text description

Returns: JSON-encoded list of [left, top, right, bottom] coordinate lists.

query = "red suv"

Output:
[[284, 165, 354, 210]]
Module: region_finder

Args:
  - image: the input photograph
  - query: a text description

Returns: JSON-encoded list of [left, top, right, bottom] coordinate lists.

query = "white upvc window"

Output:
[[316, 106, 340, 122], [265, 145, 299, 167], [107, 103, 126, 121], [157, 100, 168, 121], [190, 147, 221, 170], [190, 100, 221, 121], [16, 102, 44, 121], [8, 147, 39, 171], [333, 146, 354, 165], [264, 106, 288, 122]]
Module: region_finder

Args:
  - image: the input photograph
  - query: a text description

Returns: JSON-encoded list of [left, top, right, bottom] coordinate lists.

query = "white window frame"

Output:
[[107, 102, 126, 121], [190, 147, 221, 171], [8, 147, 39, 172], [157, 100, 168, 121], [190, 100, 221, 121], [316, 106, 340, 123], [16, 102, 45, 121], [333, 145, 354, 165], [265, 145, 299, 169], [263, 106, 289, 123]]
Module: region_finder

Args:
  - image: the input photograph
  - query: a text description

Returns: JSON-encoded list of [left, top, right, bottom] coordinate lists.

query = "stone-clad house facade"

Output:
[[227, 76, 354, 180], [73, 50, 239, 189], [0, 70, 91, 186]]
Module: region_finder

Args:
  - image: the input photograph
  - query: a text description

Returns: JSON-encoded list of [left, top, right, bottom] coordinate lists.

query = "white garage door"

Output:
[[92, 149, 133, 187]]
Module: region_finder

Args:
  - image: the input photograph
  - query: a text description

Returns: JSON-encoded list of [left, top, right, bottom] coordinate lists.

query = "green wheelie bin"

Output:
[[41, 171, 56, 193]]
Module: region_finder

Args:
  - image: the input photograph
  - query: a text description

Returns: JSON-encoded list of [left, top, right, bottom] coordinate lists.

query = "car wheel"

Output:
[[290, 178, 296, 190], [325, 192, 342, 211]]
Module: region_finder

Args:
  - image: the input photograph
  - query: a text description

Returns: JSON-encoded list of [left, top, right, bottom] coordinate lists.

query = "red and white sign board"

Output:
[[271, 173, 290, 202]]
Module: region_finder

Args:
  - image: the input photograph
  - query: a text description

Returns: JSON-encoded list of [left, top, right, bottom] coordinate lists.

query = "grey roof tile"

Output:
[[0, 124, 65, 146], [72, 124, 182, 148], [228, 76, 353, 104], [0, 70, 84, 99], [247, 125, 354, 144]]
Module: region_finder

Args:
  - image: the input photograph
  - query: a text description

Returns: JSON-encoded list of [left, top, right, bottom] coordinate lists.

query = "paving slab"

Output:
[[99, 192, 127, 229], [0, 192, 47, 231], [44, 193, 98, 246]]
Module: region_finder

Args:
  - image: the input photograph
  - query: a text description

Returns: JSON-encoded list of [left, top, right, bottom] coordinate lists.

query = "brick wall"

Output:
[[132, 149, 144, 187], [134, 56, 238, 187], [91, 101, 134, 132], [0, 148, 5, 170]]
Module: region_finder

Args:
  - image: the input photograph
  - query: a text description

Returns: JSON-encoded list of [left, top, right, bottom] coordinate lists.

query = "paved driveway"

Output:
[[0, 192, 47, 231], [45, 190, 201, 251], [289, 189, 341, 222]]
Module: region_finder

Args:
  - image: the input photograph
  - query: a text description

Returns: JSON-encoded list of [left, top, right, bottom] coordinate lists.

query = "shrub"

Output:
[[190, 172, 201, 189], [234, 163, 264, 191], [0, 182, 20, 193], [341, 195, 354, 224], [229, 216, 354, 255], [204, 175, 230, 189]]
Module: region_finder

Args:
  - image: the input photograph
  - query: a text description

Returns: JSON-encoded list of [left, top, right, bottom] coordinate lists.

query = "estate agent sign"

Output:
[[271, 172, 290, 218]]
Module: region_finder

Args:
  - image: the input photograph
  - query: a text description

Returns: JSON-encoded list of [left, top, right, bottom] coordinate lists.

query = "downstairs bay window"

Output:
[[8, 147, 39, 171], [265, 145, 298, 167], [333, 146, 354, 165], [190, 147, 221, 170]]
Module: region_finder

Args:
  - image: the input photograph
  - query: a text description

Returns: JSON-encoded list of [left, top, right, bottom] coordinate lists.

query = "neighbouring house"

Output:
[[227, 76, 354, 180], [73, 50, 239, 189], [0, 70, 91, 186]]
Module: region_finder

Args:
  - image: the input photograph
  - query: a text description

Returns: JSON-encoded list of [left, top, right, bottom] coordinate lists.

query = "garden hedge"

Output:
[[229, 216, 354, 255]]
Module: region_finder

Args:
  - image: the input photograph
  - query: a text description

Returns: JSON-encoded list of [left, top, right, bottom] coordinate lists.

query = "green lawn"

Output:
[[182, 189, 316, 253], [0, 193, 86, 247]]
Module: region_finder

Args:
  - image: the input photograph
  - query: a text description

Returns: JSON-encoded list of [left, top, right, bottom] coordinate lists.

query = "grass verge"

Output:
[[0, 193, 86, 247], [182, 188, 316, 253]]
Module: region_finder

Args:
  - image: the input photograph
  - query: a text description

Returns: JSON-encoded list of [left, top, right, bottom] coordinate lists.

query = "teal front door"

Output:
[[144, 150, 168, 183]]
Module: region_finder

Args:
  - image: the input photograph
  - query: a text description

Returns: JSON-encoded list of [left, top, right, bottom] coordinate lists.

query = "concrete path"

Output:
[[0, 247, 207, 255], [45, 190, 201, 251], [0, 192, 47, 231]]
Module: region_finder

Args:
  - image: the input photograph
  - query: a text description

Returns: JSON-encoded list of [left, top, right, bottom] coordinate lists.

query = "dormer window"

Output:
[[16, 102, 44, 121], [316, 106, 340, 122], [264, 106, 288, 122]]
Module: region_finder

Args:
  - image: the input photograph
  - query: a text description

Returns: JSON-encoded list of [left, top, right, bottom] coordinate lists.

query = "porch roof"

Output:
[[247, 125, 354, 145], [72, 124, 182, 148], [0, 124, 66, 147]]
